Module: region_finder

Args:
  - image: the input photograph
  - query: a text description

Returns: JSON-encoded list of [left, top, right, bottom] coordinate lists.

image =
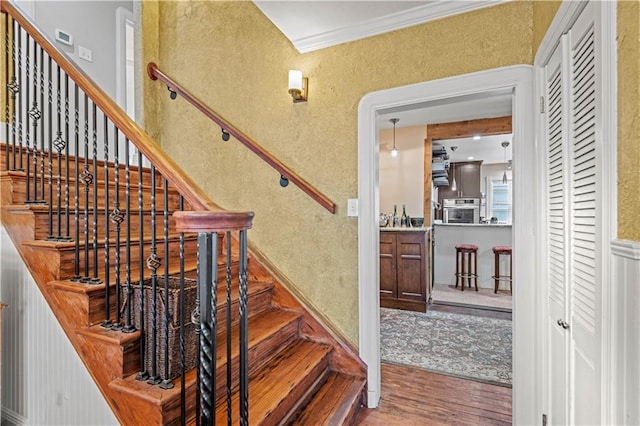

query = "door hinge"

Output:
[[543, 413, 548, 426], [540, 96, 545, 113]]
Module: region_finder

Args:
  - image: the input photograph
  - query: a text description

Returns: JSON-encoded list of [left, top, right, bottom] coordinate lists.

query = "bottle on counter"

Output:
[[392, 205, 398, 227], [401, 204, 408, 227]]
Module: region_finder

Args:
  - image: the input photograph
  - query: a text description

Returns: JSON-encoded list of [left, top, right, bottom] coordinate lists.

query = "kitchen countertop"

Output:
[[380, 226, 431, 232], [433, 223, 512, 227]]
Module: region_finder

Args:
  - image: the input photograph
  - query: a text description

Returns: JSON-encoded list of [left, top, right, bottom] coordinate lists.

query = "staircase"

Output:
[[0, 143, 366, 424], [0, 2, 366, 424]]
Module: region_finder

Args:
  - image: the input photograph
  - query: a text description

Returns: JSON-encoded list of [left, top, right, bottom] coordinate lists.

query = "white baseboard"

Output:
[[1, 407, 26, 425]]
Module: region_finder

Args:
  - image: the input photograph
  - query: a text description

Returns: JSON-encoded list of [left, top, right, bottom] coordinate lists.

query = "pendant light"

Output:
[[390, 118, 399, 158], [450, 146, 457, 191], [501, 141, 510, 184]]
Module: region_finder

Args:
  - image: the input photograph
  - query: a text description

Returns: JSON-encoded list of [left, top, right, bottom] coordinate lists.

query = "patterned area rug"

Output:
[[380, 308, 512, 386]]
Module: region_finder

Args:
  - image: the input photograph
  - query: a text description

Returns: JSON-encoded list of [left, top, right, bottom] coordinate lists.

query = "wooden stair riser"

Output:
[[1, 144, 157, 187], [30, 206, 180, 241], [6, 178, 183, 212]]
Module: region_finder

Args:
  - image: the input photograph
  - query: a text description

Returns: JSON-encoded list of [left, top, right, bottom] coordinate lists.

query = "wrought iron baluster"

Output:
[[179, 196, 186, 425], [90, 102, 101, 283], [198, 232, 217, 426], [16, 23, 22, 171], [71, 84, 81, 281], [52, 64, 66, 240], [123, 138, 134, 332], [160, 177, 173, 389], [64, 74, 70, 239], [80, 93, 90, 281], [110, 128, 123, 328], [147, 165, 161, 385], [195, 236, 202, 426], [226, 231, 233, 425], [6, 17, 18, 171], [238, 229, 249, 426], [39, 46, 45, 201], [102, 113, 111, 328], [4, 13, 10, 171], [28, 42, 42, 204], [24, 33, 30, 201], [47, 56, 53, 238], [136, 150, 148, 380]]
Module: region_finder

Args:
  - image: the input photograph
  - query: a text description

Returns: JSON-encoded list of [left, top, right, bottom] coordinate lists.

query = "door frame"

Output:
[[357, 65, 538, 424], [534, 1, 617, 424]]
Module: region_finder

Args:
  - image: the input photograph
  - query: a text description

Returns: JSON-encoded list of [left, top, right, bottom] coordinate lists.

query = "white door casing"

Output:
[[357, 65, 538, 424]]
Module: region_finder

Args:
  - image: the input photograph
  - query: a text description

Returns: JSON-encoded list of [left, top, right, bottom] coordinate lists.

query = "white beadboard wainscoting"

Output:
[[0, 226, 117, 425], [611, 239, 640, 425]]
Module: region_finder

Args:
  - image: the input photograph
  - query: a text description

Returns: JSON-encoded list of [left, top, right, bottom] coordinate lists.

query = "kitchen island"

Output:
[[380, 227, 432, 312], [433, 223, 512, 291]]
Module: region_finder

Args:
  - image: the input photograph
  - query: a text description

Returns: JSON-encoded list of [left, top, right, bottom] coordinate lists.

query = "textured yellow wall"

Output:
[[532, 1, 562, 52], [618, 2, 640, 241], [142, 1, 533, 344]]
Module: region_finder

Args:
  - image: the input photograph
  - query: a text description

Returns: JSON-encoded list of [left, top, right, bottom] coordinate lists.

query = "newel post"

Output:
[[174, 210, 254, 426]]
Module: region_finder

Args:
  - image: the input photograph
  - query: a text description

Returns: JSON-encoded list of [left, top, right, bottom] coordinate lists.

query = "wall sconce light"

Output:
[[288, 70, 308, 103]]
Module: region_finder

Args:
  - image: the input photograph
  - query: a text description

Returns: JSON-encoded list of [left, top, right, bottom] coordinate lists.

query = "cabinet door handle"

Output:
[[556, 319, 570, 330]]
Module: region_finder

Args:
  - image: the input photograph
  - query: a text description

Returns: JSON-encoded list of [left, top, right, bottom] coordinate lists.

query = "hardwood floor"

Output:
[[356, 363, 512, 425]]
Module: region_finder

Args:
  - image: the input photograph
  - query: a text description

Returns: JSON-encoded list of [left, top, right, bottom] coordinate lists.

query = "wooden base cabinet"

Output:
[[380, 230, 429, 312]]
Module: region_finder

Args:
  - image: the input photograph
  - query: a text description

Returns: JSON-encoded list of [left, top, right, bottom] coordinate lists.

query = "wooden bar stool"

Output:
[[492, 246, 512, 293], [455, 244, 478, 291]]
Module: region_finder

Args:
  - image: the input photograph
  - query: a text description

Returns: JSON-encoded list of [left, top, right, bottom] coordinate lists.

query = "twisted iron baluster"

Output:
[[198, 233, 216, 425], [136, 150, 148, 380], [80, 93, 91, 281], [147, 165, 161, 385], [28, 43, 42, 203], [123, 138, 134, 332], [239, 230, 249, 426], [179, 196, 186, 425], [52, 65, 66, 240], [71, 84, 81, 281], [160, 178, 174, 389], [194, 235, 202, 426], [102, 113, 111, 328], [226, 231, 233, 425], [110, 128, 123, 329], [90, 102, 101, 283]]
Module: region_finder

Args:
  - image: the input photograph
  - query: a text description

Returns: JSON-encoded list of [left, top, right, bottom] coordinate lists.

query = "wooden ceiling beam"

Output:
[[426, 116, 512, 140]]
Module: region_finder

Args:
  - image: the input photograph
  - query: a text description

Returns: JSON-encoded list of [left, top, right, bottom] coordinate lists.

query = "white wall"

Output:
[[379, 125, 425, 218], [29, 1, 133, 100], [0, 226, 118, 425]]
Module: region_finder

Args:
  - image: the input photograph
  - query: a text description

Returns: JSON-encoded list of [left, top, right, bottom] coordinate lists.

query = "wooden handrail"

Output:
[[146, 62, 337, 215], [1, 1, 253, 231]]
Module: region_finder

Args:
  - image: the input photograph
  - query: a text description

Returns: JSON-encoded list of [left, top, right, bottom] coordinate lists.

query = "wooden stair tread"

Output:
[[287, 371, 365, 426], [21, 233, 197, 249], [107, 308, 302, 405], [215, 339, 332, 425]]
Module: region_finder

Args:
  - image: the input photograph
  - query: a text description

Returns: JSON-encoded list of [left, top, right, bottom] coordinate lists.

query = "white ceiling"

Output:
[[253, 0, 506, 53]]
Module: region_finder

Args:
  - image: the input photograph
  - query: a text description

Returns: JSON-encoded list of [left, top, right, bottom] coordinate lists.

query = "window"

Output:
[[489, 179, 512, 224]]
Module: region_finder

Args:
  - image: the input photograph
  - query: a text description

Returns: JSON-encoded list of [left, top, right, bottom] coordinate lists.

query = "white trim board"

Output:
[[357, 65, 537, 424]]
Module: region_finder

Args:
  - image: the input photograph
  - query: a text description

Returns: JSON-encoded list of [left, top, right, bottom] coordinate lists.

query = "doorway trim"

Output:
[[357, 65, 538, 424]]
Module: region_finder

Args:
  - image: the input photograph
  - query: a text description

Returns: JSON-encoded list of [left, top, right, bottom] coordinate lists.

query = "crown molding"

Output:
[[293, 0, 507, 53]]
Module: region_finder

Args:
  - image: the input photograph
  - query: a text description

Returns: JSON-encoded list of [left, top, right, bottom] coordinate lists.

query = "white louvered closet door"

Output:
[[543, 2, 601, 425]]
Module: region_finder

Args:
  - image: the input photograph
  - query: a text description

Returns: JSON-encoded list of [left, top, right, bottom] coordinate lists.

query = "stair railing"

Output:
[[1, 2, 251, 424], [146, 62, 337, 214]]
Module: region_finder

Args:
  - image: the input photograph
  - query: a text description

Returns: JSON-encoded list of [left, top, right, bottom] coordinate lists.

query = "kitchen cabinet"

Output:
[[437, 161, 482, 218], [380, 230, 430, 312]]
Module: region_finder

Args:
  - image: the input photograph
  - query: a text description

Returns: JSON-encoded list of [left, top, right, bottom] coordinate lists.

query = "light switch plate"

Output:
[[347, 199, 358, 217], [78, 46, 93, 62]]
